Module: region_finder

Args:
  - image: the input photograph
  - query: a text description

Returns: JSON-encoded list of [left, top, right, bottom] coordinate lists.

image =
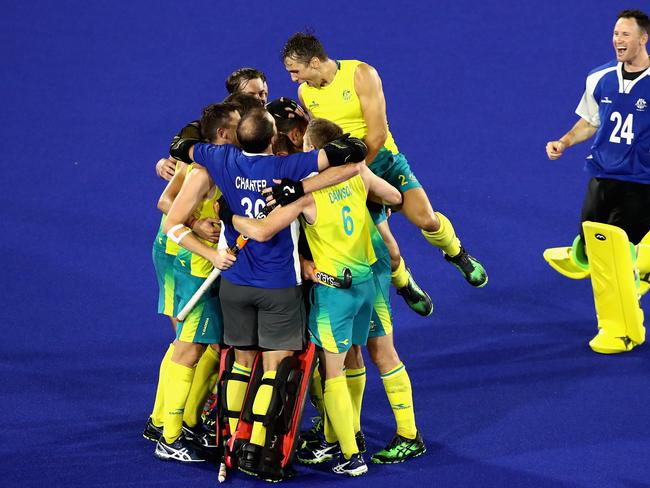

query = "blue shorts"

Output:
[[308, 278, 376, 353], [173, 269, 223, 344]]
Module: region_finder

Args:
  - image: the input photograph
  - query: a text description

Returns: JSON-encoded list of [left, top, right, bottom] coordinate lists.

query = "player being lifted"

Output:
[[227, 132, 402, 477], [545, 9, 650, 353], [280, 33, 488, 303]]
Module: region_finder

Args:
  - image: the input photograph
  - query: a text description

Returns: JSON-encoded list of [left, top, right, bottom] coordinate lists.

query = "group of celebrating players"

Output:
[[144, 32, 488, 481]]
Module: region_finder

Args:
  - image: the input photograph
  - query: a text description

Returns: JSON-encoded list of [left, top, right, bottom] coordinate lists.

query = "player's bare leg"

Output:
[[377, 220, 433, 316], [400, 187, 487, 287]]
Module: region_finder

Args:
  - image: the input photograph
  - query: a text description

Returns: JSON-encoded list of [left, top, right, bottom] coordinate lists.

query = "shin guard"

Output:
[[583, 222, 645, 354]]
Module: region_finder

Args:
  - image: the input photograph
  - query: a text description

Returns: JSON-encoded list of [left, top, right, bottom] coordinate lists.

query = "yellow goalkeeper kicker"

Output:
[[543, 247, 590, 279], [583, 221, 645, 354], [637, 230, 650, 297], [543, 235, 590, 280]]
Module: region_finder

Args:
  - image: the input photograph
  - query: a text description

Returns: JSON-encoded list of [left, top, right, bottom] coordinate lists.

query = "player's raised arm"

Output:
[[359, 164, 402, 206], [157, 161, 188, 214], [355, 63, 388, 164]]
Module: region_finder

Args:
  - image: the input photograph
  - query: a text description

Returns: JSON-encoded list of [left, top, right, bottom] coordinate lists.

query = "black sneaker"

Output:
[[155, 434, 206, 462], [332, 452, 368, 476], [296, 439, 340, 464], [182, 423, 217, 449], [142, 417, 163, 442], [396, 268, 433, 316], [355, 431, 366, 453], [299, 416, 324, 449], [444, 247, 488, 288], [371, 431, 426, 464]]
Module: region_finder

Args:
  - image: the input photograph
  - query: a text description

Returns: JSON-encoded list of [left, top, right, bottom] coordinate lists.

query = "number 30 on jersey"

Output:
[[609, 111, 634, 145]]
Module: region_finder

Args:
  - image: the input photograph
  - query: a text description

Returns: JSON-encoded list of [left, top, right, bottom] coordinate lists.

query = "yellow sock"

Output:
[[150, 343, 174, 426], [381, 363, 417, 439], [309, 367, 325, 417], [226, 361, 251, 433], [183, 346, 219, 428], [163, 361, 195, 444], [421, 212, 461, 257], [250, 370, 277, 446], [345, 367, 366, 433], [324, 375, 357, 459], [391, 257, 409, 288]]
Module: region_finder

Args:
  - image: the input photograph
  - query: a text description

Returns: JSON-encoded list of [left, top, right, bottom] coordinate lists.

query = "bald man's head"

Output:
[[236, 108, 276, 153]]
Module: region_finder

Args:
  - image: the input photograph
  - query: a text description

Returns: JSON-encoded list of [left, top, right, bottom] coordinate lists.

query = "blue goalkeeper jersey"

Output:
[[576, 60, 650, 184], [192, 143, 319, 288]]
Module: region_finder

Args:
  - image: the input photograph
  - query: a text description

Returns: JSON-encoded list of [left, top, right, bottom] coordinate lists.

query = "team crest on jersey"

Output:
[[342, 89, 351, 102], [636, 98, 647, 111]]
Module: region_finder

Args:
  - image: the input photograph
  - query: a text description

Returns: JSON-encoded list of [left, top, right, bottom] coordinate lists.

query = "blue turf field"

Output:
[[2, 1, 650, 486]]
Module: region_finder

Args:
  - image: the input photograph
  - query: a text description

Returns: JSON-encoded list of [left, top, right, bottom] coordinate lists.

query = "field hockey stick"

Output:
[[313, 267, 352, 289], [176, 205, 273, 321]]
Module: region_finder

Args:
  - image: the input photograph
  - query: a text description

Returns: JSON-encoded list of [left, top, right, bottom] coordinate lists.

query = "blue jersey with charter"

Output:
[[192, 143, 319, 288], [576, 60, 650, 184]]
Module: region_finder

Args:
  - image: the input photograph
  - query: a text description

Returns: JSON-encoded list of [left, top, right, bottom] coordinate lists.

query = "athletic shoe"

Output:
[[396, 269, 433, 316], [155, 434, 205, 462], [444, 247, 488, 288], [182, 423, 217, 449], [355, 431, 366, 453], [296, 440, 340, 464], [299, 416, 324, 449], [332, 452, 368, 476], [370, 431, 426, 464], [142, 417, 163, 442]]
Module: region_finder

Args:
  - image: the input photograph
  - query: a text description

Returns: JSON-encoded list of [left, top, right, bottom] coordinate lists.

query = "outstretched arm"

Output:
[[231, 197, 310, 242], [546, 118, 598, 160]]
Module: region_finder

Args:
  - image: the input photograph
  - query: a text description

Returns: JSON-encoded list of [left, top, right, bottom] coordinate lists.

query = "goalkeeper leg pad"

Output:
[[583, 222, 645, 354], [230, 343, 316, 480], [637, 230, 650, 297]]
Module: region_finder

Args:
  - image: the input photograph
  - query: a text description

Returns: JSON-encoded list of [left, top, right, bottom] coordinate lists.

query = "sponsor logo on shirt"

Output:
[[308, 100, 319, 110], [601, 96, 613, 104], [636, 98, 647, 111]]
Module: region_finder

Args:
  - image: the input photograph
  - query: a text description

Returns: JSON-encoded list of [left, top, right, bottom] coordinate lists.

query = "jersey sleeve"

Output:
[[277, 150, 320, 180], [192, 143, 237, 189], [575, 75, 601, 127]]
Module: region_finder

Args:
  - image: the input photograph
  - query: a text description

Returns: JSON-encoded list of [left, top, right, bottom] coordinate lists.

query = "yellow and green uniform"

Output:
[[367, 213, 393, 338], [153, 214, 182, 316], [300, 59, 420, 192], [303, 175, 376, 353], [173, 171, 224, 344]]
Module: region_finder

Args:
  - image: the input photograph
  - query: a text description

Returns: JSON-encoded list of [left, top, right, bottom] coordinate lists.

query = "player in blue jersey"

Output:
[[545, 9, 650, 352], [546, 9, 650, 243], [163, 107, 368, 476]]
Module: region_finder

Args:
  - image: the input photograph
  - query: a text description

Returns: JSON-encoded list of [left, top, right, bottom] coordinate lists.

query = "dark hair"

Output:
[[281, 32, 328, 64], [225, 67, 267, 94], [236, 108, 275, 153], [618, 9, 650, 35], [275, 115, 308, 136], [272, 132, 300, 155], [305, 118, 343, 149], [199, 102, 239, 142], [222, 92, 264, 116]]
